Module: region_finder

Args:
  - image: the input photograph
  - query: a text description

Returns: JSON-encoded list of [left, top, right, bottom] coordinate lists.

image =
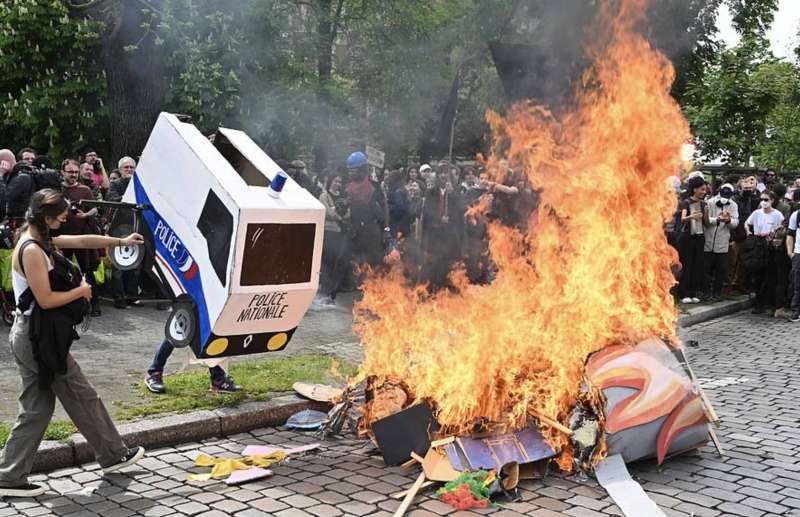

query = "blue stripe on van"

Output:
[[133, 175, 212, 349]]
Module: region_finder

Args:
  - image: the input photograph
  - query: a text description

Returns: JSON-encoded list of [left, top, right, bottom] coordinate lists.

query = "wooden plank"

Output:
[[391, 480, 436, 499], [393, 472, 427, 517], [430, 436, 455, 448], [400, 457, 418, 469]]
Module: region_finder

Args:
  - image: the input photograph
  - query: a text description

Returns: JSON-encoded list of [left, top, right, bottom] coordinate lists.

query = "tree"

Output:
[[683, 34, 779, 165], [751, 61, 800, 170], [68, 0, 166, 162], [0, 0, 106, 159]]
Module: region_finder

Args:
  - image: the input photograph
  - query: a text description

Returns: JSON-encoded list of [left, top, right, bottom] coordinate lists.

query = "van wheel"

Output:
[[109, 223, 144, 271], [165, 300, 196, 348]]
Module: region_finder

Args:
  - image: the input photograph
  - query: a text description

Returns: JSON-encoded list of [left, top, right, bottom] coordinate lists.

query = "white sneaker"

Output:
[[691, 297, 701, 303], [680, 297, 694, 304], [0, 483, 46, 498]]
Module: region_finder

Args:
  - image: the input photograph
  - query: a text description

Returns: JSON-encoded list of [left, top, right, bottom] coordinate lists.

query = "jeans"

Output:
[[112, 268, 139, 302], [320, 230, 350, 300], [147, 338, 225, 382]]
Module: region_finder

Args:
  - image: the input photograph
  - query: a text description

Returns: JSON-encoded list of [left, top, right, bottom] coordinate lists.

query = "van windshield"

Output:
[[239, 223, 315, 286]]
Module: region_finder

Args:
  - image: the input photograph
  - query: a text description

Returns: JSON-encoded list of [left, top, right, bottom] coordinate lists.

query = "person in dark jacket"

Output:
[[0, 189, 145, 498], [419, 167, 463, 290], [730, 175, 760, 292], [386, 169, 411, 238], [4, 162, 34, 223]]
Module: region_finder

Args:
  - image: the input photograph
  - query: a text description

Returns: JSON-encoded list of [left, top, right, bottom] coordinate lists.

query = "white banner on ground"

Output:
[[595, 454, 666, 517]]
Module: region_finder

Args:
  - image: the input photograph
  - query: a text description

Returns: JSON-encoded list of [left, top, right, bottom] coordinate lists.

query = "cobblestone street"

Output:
[[1, 311, 799, 516]]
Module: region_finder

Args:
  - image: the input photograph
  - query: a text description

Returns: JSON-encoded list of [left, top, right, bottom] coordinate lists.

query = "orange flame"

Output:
[[353, 0, 690, 466]]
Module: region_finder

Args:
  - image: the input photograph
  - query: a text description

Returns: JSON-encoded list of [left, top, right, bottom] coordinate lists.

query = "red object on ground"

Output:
[[440, 484, 490, 511]]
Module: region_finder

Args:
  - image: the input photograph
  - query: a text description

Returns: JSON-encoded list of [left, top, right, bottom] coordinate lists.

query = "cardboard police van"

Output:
[[113, 113, 324, 359]]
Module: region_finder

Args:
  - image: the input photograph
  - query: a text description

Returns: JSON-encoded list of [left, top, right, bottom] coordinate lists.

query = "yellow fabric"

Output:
[[93, 261, 105, 285], [187, 451, 286, 481], [0, 249, 12, 292]]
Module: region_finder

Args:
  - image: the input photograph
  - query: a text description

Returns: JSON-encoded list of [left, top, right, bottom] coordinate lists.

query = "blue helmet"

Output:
[[346, 151, 368, 169]]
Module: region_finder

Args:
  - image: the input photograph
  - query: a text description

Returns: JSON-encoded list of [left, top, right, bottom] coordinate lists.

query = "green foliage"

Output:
[[0, 420, 76, 447], [683, 34, 782, 165], [0, 0, 106, 158], [114, 354, 354, 421]]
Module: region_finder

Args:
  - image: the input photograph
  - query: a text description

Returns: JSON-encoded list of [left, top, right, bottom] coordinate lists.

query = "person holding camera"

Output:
[[60, 159, 102, 317], [318, 174, 350, 306], [703, 183, 739, 301], [0, 189, 145, 498]]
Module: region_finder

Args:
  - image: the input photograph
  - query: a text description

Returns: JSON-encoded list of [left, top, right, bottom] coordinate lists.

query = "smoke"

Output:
[[490, 0, 720, 107]]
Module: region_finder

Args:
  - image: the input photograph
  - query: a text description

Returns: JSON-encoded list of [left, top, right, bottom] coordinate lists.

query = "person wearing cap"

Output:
[[419, 163, 435, 191], [703, 183, 739, 301], [288, 159, 319, 197], [345, 151, 388, 267]]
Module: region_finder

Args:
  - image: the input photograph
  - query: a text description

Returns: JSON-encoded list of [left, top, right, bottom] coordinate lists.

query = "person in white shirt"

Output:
[[745, 191, 785, 314], [787, 208, 800, 322]]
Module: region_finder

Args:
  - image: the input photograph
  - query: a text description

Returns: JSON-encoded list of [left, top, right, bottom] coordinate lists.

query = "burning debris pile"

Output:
[[324, 0, 720, 513]]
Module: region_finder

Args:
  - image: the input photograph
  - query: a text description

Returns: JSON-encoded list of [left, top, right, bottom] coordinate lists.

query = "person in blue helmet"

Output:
[[345, 151, 388, 267]]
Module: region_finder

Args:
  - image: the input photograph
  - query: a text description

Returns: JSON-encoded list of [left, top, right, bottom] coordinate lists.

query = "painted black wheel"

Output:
[[165, 300, 197, 348]]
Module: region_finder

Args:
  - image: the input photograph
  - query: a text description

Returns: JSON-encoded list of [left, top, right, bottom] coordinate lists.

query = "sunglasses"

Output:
[[760, 198, 771, 202]]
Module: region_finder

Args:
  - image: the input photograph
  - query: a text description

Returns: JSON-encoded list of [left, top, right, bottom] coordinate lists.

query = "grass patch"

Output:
[[0, 421, 77, 448], [114, 354, 356, 421]]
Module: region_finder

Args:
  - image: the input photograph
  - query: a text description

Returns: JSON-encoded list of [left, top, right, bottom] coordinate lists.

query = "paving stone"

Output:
[[173, 501, 209, 515], [717, 502, 766, 517], [337, 500, 377, 515], [306, 504, 344, 517], [281, 494, 320, 509], [246, 497, 288, 513]]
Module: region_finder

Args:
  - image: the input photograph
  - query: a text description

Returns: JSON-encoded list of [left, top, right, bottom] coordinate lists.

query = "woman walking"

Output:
[[0, 190, 145, 498]]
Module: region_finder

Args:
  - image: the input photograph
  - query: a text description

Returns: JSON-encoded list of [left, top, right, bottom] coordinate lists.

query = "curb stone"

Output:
[[677, 296, 753, 328], [32, 395, 330, 473]]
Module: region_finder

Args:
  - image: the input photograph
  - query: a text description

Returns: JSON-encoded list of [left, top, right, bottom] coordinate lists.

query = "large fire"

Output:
[[353, 0, 690, 468]]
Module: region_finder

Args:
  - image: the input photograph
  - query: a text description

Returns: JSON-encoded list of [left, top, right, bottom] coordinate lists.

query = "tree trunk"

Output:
[[103, 0, 166, 163], [313, 0, 344, 170]]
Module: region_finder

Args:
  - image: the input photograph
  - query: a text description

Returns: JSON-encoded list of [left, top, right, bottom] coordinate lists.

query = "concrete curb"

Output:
[[677, 296, 753, 328], [32, 395, 330, 473]]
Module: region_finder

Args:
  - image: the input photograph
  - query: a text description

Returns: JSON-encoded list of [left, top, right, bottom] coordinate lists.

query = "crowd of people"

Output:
[[0, 147, 140, 314], [669, 170, 800, 322], [306, 151, 538, 304]]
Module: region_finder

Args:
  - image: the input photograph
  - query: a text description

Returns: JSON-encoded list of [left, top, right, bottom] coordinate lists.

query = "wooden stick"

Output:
[[393, 471, 426, 517], [391, 480, 435, 499], [409, 451, 425, 464], [708, 426, 725, 457], [677, 348, 721, 426], [430, 436, 455, 447], [400, 457, 418, 469], [532, 411, 573, 436]]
